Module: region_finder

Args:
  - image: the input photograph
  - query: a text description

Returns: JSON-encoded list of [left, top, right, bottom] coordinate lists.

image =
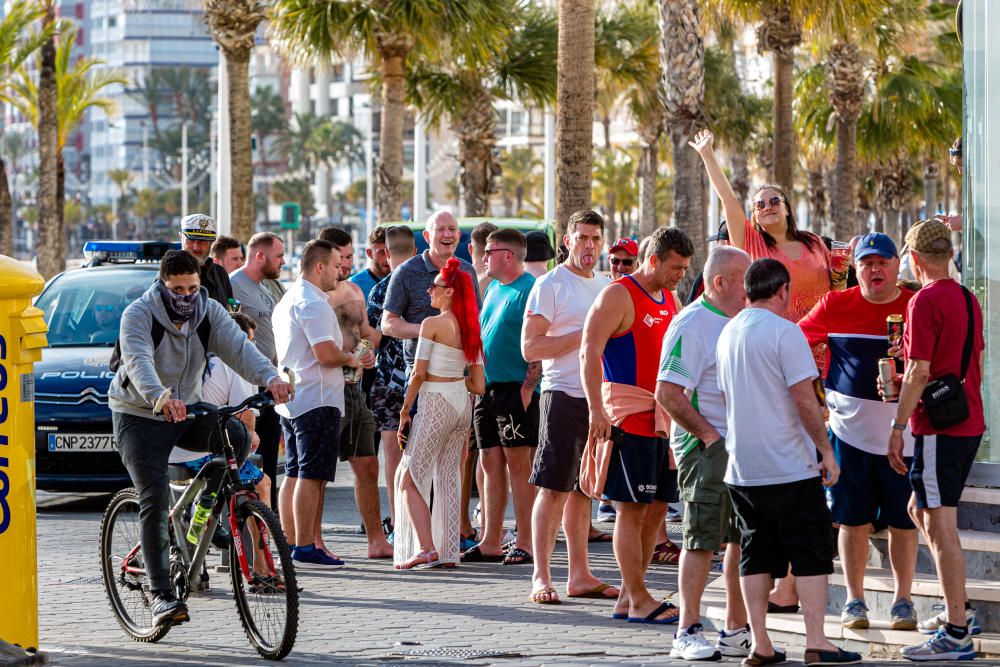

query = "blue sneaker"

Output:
[[901, 627, 976, 661], [291, 545, 345, 569]]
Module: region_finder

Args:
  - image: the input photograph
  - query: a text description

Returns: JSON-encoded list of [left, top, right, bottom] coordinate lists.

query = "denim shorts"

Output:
[[281, 406, 342, 481]]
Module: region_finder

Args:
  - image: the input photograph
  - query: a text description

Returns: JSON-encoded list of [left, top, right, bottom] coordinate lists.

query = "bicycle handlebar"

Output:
[[183, 391, 276, 419]]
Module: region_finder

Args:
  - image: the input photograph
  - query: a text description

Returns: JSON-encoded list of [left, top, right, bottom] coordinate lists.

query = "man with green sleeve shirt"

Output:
[[655, 246, 751, 660], [466, 228, 542, 566]]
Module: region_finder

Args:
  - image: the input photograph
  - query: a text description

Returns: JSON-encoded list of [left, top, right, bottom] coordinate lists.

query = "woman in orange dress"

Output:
[[690, 129, 834, 324]]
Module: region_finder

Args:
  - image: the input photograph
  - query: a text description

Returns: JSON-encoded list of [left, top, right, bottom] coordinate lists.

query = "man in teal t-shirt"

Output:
[[465, 229, 541, 565]]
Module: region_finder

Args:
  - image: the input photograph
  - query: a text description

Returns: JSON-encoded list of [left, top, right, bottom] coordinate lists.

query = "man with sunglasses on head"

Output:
[[608, 237, 639, 281]]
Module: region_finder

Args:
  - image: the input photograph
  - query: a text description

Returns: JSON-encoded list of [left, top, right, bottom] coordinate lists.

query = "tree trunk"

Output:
[[830, 118, 858, 241], [807, 167, 827, 234], [36, 26, 61, 279], [226, 48, 255, 241], [555, 0, 595, 238], [773, 52, 795, 189], [602, 116, 611, 149], [924, 161, 939, 218], [458, 87, 498, 218], [57, 154, 66, 247], [638, 138, 658, 237], [0, 159, 12, 257], [670, 127, 705, 299], [605, 195, 617, 241], [376, 35, 413, 223]]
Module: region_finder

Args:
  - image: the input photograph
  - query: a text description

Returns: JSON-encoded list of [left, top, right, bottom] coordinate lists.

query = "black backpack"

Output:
[[110, 317, 212, 390]]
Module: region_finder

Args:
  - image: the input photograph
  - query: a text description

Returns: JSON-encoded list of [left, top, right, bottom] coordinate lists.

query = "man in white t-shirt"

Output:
[[716, 258, 860, 666], [522, 209, 616, 605], [273, 240, 360, 570], [656, 246, 751, 660]]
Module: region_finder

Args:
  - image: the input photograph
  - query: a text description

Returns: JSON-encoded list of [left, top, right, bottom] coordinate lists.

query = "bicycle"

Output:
[[99, 391, 298, 660]]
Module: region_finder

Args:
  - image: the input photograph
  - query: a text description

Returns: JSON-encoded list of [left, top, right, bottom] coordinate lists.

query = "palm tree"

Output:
[[108, 169, 133, 240], [250, 85, 287, 173], [274, 111, 326, 174], [130, 70, 165, 138], [498, 147, 542, 217], [0, 0, 49, 256], [310, 119, 364, 221], [5, 24, 126, 270], [406, 2, 555, 217], [269, 0, 509, 224], [555, 0, 596, 235], [35, 1, 59, 279], [659, 0, 705, 297], [203, 0, 268, 242]]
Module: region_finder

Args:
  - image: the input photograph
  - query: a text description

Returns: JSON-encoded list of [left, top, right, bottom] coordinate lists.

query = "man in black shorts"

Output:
[[581, 226, 691, 625], [464, 229, 541, 565], [717, 259, 859, 666]]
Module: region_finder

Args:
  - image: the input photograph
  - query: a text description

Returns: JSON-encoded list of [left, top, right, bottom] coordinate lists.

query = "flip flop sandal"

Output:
[[502, 547, 532, 565], [627, 601, 680, 624], [569, 582, 620, 599], [588, 532, 613, 543], [766, 602, 799, 614], [528, 586, 561, 605], [741, 649, 787, 666], [460, 545, 506, 563], [610, 612, 628, 620]]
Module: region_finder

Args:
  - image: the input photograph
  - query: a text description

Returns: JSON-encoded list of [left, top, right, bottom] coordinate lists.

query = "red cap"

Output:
[[609, 237, 638, 256]]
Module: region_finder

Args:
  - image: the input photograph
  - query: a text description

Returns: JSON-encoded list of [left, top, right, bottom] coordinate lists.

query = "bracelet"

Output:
[[891, 419, 907, 431]]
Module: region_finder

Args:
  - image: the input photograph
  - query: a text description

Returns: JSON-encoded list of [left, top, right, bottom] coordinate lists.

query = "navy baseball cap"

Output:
[[854, 232, 898, 261]]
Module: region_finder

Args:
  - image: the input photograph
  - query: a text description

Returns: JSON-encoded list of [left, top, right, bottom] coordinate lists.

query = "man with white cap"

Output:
[[179, 213, 234, 307]]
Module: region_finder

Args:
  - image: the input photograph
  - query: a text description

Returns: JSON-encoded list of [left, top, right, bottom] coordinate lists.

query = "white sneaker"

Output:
[[670, 624, 722, 661], [717, 624, 753, 657]]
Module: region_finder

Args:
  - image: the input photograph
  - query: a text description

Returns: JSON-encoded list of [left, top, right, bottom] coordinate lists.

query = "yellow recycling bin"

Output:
[[0, 255, 48, 651]]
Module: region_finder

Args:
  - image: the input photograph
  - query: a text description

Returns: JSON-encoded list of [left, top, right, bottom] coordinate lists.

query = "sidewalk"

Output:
[[35, 468, 688, 666]]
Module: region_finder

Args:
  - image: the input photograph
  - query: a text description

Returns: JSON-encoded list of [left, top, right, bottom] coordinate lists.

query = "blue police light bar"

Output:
[[82, 240, 181, 264]]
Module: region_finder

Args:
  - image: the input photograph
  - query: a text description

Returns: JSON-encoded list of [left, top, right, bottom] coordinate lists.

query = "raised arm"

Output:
[[689, 129, 747, 250]]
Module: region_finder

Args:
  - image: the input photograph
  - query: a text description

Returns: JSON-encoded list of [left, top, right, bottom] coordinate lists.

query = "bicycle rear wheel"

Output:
[[230, 498, 298, 660], [99, 488, 171, 643]]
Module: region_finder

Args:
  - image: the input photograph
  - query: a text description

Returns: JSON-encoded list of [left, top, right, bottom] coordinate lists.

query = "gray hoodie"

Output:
[[109, 282, 279, 419]]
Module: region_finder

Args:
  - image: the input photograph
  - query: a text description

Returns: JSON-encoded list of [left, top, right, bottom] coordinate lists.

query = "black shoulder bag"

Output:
[[920, 287, 975, 430]]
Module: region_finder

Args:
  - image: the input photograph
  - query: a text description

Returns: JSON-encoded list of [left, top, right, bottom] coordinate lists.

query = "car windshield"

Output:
[[36, 268, 158, 347]]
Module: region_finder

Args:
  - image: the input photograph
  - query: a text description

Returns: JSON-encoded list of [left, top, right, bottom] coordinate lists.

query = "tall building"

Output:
[[86, 1, 218, 205]]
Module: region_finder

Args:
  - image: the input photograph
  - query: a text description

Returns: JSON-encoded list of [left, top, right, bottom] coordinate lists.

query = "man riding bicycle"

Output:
[[109, 249, 292, 627]]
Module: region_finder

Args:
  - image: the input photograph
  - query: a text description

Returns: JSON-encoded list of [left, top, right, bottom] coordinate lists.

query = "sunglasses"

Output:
[[483, 248, 512, 257], [609, 258, 634, 267], [752, 196, 784, 211], [427, 281, 449, 294], [94, 304, 117, 312], [948, 147, 962, 157]]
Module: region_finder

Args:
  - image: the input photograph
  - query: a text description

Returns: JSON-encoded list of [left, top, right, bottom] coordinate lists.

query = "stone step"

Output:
[[958, 487, 1000, 533], [828, 565, 1000, 632], [699, 576, 1000, 660], [869, 527, 1000, 580]]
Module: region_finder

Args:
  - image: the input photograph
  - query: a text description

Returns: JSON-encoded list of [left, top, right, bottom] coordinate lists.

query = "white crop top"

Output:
[[414, 337, 478, 378]]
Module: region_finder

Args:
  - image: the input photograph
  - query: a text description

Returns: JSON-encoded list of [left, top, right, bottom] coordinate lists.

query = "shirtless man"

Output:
[[318, 227, 391, 559]]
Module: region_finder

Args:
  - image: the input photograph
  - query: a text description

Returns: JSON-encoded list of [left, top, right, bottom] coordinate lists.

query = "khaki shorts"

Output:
[[676, 437, 739, 552]]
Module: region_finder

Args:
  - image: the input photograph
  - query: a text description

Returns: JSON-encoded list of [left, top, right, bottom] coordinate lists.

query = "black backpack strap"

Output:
[[959, 286, 975, 382], [120, 320, 166, 391], [196, 317, 212, 380]]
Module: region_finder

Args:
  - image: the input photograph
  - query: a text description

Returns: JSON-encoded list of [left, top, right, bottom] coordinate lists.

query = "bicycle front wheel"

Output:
[[99, 488, 171, 643], [229, 498, 298, 660]]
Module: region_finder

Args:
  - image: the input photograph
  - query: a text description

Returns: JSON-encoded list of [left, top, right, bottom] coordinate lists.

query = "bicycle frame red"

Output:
[[121, 543, 145, 576], [228, 491, 277, 581]]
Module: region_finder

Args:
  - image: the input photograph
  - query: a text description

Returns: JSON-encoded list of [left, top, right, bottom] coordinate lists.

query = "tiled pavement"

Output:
[[32, 470, 943, 666]]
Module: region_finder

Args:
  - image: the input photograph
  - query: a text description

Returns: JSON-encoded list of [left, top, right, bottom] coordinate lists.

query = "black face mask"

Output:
[[157, 281, 198, 322]]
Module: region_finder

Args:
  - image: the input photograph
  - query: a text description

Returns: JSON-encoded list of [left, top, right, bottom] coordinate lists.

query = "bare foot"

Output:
[[632, 600, 679, 622], [368, 541, 394, 559], [567, 577, 619, 598], [528, 586, 560, 604], [395, 549, 439, 570]]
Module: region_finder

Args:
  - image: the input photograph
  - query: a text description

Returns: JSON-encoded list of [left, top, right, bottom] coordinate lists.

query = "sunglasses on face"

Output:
[[609, 258, 634, 267], [948, 147, 962, 158], [427, 282, 448, 294], [94, 304, 117, 312], [752, 196, 783, 211], [483, 248, 511, 257]]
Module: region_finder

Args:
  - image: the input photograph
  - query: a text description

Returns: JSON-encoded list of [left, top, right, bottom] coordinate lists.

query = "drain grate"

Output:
[[59, 576, 103, 585], [382, 648, 522, 660]]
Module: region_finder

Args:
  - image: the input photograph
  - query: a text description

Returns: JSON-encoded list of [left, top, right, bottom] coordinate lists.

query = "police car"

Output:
[[34, 241, 177, 491]]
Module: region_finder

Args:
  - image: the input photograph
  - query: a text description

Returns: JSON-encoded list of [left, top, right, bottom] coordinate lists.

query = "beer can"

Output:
[[886, 314, 904, 348], [878, 357, 899, 401], [344, 338, 372, 384]]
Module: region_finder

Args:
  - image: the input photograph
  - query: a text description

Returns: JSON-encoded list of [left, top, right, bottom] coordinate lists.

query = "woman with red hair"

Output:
[[394, 258, 486, 570]]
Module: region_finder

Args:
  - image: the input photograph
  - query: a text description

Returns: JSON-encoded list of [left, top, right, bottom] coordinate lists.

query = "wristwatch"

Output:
[[891, 420, 907, 431]]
